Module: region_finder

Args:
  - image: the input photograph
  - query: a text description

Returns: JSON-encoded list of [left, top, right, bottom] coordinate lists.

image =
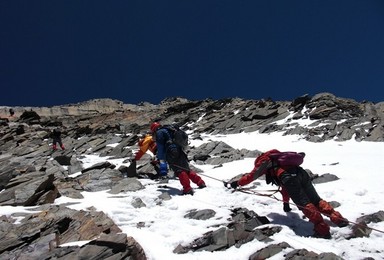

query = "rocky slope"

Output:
[[0, 92, 383, 259], [2, 92, 383, 142]]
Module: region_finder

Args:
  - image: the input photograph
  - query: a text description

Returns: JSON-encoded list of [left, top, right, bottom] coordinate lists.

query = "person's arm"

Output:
[[280, 187, 292, 212], [134, 150, 145, 161], [237, 160, 271, 186], [135, 136, 151, 160], [280, 187, 290, 203], [149, 140, 157, 155]]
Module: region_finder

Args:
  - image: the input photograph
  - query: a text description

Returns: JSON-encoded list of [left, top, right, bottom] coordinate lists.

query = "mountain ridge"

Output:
[[1, 92, 383, 142]]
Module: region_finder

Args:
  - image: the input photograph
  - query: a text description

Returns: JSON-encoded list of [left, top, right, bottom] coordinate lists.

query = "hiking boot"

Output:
[[198, 184, 206, 189], [312, 231, 331, 239], [183, 189, 194, 196]]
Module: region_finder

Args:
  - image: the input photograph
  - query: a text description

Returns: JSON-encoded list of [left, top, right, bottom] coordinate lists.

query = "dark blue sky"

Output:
[[1, 1, 384, 107]]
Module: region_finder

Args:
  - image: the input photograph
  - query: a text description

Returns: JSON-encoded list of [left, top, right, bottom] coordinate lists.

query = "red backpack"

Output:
[[268, 151, 305, 168]]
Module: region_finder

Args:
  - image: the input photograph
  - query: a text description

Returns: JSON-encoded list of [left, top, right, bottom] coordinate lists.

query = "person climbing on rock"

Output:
[[226, 149, 349, 239], [9, 108, 15, 117], [151, 121, 206, 195], [132, 132, 160, 176], [51, 128, 65, 150]]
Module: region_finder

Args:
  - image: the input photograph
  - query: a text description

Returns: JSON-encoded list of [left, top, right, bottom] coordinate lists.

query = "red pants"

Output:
[[302, 200, 346, 236], [178, 171, 205, 193]]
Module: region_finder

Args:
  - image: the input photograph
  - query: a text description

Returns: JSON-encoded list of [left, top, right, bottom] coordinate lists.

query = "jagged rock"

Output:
[[109, 178, 145, 194], [347, 211, 384, 239], [285, 248, 344, 260], [54, 179, 84, 199], [174, 207, 276, 254], [0, 205, 145, 260], [184, 209, 216, 220], [158, 192, 172, 201], [76, 168, 123, 192], [54, 155, 72, 166], [0, 172, 58, 206], [67, 156, 83, 175], [350, 221, 372, 238], [311, 173, 339, 184], [249, 242, 291, 260], [189, 141, 259, 165], [19, 110, 41, 123], [132, 197, 146, 208], [291, 94, 311, 111], [81, 161, 116, 173]]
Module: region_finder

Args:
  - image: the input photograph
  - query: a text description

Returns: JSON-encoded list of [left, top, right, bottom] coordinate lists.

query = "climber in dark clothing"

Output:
[[150, 122, 206, 195], [52, 128, 65, 150], [227, 149, 349, 239]]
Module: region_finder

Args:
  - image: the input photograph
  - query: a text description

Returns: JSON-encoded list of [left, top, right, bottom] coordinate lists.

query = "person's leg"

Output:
[[280, 170, 310, 207], [299, 168, 348, 227], [299, 167, 321, 205], [188, 171, 206, 188], [178, 171, 193, 194], [317, 200, 349, 227], [59, 138, 65, 150], [176, 151, 205, 188], [280, 169, 330, 238], [52, 138, 57, 150], [302, 203, 330, 238], [168, 148, 192, 194]]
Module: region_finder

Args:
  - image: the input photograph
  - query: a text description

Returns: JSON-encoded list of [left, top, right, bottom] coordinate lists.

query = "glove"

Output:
[[223, 181, 239, 189], [159, 162, 168, 176], [150, 159, 159, 166], [283, 202, 292, 212], [224, 181, 239, 189], [230, 181, 239, 189]]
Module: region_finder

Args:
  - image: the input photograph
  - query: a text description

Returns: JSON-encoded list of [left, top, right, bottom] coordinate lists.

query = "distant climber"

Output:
[[51, 128, 65, 150]]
